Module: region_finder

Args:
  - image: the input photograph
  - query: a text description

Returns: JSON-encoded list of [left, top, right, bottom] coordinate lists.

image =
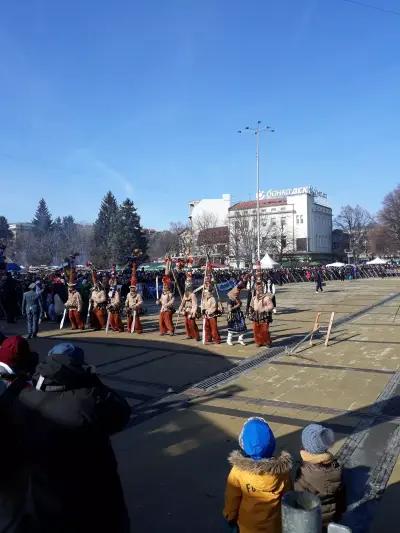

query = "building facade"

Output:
[[228, 186, 332, 265], [189, 194, 231, 231], [188, 194, 231, 258], [197, 226, 229, 264], [8, 222, 34, 240]]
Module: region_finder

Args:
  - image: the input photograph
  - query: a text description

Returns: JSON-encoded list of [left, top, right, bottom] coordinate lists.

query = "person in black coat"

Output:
[[0, 272, 19, 323], [19, 342, 131, 533], [0, 335, 39, 533], [315, 269, 324, 292]]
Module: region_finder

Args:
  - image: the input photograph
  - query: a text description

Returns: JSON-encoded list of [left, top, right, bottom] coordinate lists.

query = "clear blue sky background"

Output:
[[0, 0, 399, 229]]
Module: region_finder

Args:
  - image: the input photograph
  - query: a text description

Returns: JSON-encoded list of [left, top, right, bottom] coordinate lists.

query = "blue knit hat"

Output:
[[302, 424, 335, 454], [239, 417, 276, 460], [48, 343, 85, 365]]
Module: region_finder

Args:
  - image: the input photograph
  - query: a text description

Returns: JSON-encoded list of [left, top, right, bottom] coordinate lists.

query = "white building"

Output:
[[228, 186, 332, 265], [189, 194, 231, 231], [8, 222, 33, 240]]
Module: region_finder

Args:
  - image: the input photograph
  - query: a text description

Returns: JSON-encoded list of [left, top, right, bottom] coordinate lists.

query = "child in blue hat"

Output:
[[223, 417, 292, 533]]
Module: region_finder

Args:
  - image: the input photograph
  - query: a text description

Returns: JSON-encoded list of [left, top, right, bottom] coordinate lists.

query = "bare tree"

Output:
[[229, 211, 257, 266], [265, 219, 294, 262], [169, 222, 191, 256], [229, 214, 243, 268], [378, 185, 400, 250], [192, 211, 219, 233], [147, 222, 191, 260], [334, 205, 374, 260], [148, 231, 176, 260], [368, 224, 397, 257]]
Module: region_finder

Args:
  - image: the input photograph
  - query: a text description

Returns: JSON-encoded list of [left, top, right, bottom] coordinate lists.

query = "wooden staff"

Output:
[[131, 309, 136, 333], [60, 308, 67, 330], [172, 259, 185, 330]]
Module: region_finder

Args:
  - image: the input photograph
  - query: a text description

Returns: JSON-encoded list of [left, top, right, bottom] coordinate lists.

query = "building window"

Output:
[[271, 218, 276, 226], [280, 207, 285, 211], [300, 215, 304, 224], [271, 208, 276, 212], [296, 238, 307, 251], [281, 217, 286, 226]]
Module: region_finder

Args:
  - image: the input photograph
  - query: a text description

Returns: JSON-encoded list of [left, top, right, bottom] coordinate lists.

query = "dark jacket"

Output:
[[19, 356, 131, 533], [294, 451, 346, 526], [0, 378, 31, 533]]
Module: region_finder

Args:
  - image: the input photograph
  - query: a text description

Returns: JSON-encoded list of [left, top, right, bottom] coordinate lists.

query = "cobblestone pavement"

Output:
[[1, 278, 399, 532]]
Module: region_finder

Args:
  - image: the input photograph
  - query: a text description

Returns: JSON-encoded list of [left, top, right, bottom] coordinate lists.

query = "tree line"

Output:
[[1, 184, 399, 266], [0, 192, 148, 268], [334, 184, 400, 260]]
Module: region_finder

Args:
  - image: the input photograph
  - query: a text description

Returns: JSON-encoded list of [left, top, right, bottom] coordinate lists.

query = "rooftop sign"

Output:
[[263, 186, 327, 199]]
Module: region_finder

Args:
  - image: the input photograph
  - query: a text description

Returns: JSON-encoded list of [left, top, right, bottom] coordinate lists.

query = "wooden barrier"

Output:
[[309, 311, 335, 347]]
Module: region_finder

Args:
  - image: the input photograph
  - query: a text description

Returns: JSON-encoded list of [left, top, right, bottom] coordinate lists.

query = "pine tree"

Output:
[[0, 216, 13, 242], [27, 199, 54, 265], [32, 198, 53, 237], [51, 216, 79, 264], [91, 191, 119, 267], [113, 198, 148, 264]]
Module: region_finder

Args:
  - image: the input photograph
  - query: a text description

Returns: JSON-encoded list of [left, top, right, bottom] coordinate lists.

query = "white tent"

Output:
[[326, 261, 345, 267], [258, 253, 280, 269], [366, 257, 388, 265]]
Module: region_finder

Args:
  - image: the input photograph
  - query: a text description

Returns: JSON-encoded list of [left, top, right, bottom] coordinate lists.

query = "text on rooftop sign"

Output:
[[265, 186, 327, 199]]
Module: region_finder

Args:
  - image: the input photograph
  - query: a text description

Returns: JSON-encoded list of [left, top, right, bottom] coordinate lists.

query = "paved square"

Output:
[[1, 278, 399, 532]]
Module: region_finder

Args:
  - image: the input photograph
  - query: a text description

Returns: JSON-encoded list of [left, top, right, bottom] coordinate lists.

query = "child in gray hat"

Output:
[[294, 424, 346, 529]]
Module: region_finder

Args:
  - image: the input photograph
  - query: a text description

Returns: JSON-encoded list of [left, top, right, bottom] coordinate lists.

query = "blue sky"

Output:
[[0, 0, 399, 229]]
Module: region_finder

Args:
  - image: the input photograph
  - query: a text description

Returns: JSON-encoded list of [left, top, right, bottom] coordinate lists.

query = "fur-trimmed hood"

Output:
[[228, 450, 292, 475]]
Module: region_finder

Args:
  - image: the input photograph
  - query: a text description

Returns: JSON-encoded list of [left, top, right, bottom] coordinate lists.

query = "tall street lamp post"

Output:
[[238, 121, 275, 261]]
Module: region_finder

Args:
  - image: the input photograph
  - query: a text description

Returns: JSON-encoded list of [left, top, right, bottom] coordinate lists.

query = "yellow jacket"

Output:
[[223, 450, 292, 533]]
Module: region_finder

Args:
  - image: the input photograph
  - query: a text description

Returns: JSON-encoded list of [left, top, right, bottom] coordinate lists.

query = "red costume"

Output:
[[249, 261, 273, 347], [125, 259, 143, 334], [201, 263, 221, 344], [64, 255, 84, 330], [178, 257, 200, 341], [158, 257, 175, 335], [89, 267, 107, 330]]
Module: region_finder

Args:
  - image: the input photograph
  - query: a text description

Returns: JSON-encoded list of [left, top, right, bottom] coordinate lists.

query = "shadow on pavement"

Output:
[[1, 313, 399, 533]]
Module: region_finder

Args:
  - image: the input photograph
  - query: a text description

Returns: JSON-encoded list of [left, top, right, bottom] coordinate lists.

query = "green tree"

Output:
[[32, 198, 53, 237], [91, 191, 119, 267], [0, 216, 13, 242], [50, 216, 79, 264], [25, 199, 54, 265], [113, 198, 148, 263]]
